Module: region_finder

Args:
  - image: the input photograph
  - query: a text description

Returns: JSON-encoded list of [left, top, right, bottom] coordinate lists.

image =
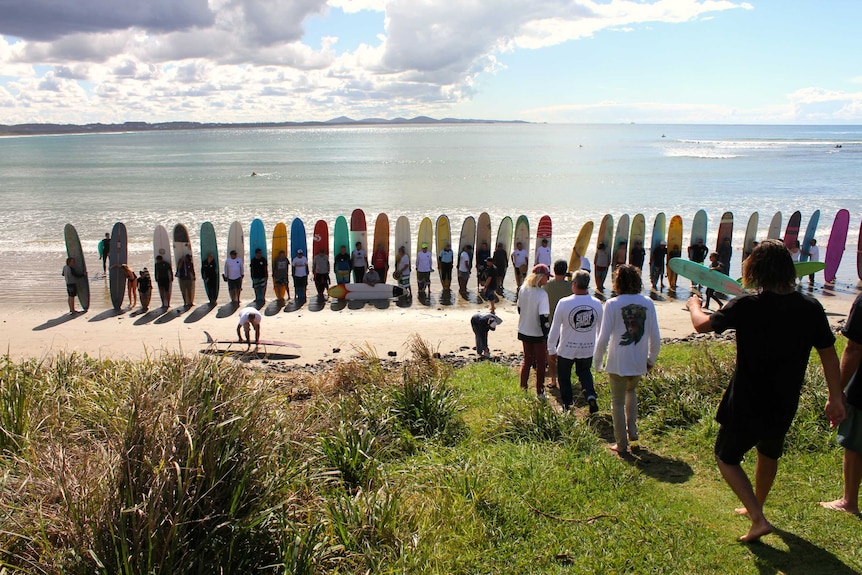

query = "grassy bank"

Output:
[[0, 338, 859, 574]]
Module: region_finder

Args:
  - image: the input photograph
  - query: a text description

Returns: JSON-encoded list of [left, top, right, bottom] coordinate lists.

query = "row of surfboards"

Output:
[[62, 207, 858, 311]]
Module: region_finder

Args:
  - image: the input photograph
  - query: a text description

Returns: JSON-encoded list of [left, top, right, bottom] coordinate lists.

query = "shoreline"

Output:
[[10, 278, 857, 366]]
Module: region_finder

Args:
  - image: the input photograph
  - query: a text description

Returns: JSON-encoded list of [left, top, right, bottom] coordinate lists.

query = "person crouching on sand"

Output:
[[687, 239, 845, 543]]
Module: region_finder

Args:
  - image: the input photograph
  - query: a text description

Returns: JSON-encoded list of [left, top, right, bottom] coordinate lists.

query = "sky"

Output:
[[0, 0, 861, 125]]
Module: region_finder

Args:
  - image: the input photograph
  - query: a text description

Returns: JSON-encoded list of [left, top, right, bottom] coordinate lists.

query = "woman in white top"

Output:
[[517, 264, 551, 397], [594, 264, 661, 455]]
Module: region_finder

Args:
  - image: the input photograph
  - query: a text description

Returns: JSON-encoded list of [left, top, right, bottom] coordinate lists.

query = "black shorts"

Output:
[[715, 426, 785, 465], [66, 283, 77, 297]]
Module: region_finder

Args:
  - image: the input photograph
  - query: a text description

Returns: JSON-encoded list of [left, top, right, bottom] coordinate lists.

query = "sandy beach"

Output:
[[9, 275, 860, 365]]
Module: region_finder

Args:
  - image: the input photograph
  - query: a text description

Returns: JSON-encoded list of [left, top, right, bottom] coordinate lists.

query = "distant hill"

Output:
[[0, 116, 527, 136]]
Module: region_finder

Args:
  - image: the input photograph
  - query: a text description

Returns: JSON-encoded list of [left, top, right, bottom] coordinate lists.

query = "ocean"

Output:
[[1, 123, 861, 307]]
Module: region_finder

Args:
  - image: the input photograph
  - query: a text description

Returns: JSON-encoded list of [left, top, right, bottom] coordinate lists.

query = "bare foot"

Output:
[[734, 507, 749, 516], [819, 499, 860, 515], [739, 520, 773, 543]]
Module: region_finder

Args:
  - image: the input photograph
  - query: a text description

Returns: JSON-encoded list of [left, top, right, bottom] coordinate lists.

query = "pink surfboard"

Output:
[[824, 209, 850, 283]]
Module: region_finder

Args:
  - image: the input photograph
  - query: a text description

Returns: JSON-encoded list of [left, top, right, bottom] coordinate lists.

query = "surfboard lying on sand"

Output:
[[63, 223, 89, 310], [204, 331, 301, 348], [668, 258, 745, 296], [328, 283, 405, 300]]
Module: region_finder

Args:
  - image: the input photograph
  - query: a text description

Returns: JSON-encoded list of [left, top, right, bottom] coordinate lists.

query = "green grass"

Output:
[[0, 341, 859, 574]]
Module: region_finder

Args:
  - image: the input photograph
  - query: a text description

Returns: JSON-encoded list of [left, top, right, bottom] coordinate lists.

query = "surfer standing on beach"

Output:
[[687, 239, 845, 543]]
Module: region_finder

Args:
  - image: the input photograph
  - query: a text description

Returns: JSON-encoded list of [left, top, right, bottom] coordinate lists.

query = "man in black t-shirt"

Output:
[[688, 240, 845, 542], [820, 292, 862, 515]]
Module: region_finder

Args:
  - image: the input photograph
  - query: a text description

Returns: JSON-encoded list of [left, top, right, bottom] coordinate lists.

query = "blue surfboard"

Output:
[[290, 217, 307, 260]]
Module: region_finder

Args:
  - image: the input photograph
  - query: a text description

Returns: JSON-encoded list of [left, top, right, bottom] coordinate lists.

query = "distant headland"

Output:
[[0, 116, 527, 137]]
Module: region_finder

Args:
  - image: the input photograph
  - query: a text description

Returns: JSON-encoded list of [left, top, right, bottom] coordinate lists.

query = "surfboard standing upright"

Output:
[[63, 223, 89, 311], [173, 223, 195, 307], [436, 214, 453, 290], [200, 221, 219, 304], [249, 218, 267, 304], [312, 219, 329, 297], [595, 214, 613, 290], [291, 218, 308, 300], [612, 214, 629, 269], [226, 221, 243, 304], [569, 221, 594, 274], [824, 209, 850, 283], [350, 209, 368, 283], [108, 222, 127, 310], [495, 216, 513, 292], [333, 216, 350, 285], [459, 215, 477, 297], [271, 221, 288, 300], [394, 216, 411, 294], [666, 215, 683, 290], [373, 213, 390, 283], [742, 212, 759, 261], [153, 224, 172, 307]]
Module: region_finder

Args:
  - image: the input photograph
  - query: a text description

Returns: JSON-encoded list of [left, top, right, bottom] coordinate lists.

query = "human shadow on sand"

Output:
[[216, 301, 240, 318], [184, 302, 216, 324], [33, 311, 86, 331], [747, 528, 860, 575], [88, 308, 125, 322]]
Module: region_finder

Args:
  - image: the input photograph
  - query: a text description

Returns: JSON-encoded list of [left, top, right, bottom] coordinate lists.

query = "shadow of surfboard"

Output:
[[184, 302, 217, 323], [134, 307, 167, 326], [217, 301, 240, 318], [33, 311, 86, 331], [88, 308, 124, 322]]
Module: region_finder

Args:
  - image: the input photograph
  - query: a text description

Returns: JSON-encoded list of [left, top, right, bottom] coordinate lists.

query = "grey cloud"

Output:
[[0, 0, 215, 41]]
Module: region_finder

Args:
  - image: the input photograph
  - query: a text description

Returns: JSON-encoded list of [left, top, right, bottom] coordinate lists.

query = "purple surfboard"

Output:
[[824, 209, 850, 283]]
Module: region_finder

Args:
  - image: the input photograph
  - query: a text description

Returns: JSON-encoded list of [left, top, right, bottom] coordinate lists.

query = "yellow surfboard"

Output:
[[271, 221, 288, 299], [568, 221, 594, 273], [666, 215, 683, 290]]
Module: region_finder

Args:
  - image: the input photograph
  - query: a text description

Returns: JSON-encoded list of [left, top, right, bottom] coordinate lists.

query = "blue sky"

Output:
[[0, 0, 860, 124]]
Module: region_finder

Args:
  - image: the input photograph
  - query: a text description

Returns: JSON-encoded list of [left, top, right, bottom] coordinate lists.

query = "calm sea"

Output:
[[2, 123, 861, 307]]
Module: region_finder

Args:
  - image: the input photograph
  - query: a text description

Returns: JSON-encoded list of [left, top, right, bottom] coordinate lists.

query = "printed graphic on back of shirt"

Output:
[[619, 304, 647, 346]]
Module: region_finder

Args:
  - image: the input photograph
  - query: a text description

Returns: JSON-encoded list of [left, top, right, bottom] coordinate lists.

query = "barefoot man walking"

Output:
[[687, 239, 845, 542]]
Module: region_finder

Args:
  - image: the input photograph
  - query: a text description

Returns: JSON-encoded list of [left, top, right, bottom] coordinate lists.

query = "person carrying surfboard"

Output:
[[686, 239, 845, 543]]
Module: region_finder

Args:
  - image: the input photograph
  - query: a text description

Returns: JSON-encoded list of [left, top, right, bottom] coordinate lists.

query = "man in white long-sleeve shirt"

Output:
[[594, 264, 661, 455], [547, 270, 603, 413]]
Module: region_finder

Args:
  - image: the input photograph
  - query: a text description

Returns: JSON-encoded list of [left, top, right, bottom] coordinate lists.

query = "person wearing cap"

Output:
[[476, 241, 491, 290], [511, 241, 528, 293], [438, 242, 454, 291], [517, 263, 551, 398], [351, 241, 368, 283], [201, 252, 218, 304], [481, 256, 499, 313], [364, 265, 380, 286], [650, 240, 668, 290], [224, 249, 244, 304], [471, 312, 502, 359], [176, 253, 195, 307], [250, 248, 268, 306], [535, 238, 552, 268], [137, 267, 152, 310], [154, 254, 173, 308], [595, 264, 661, 456], [548, 269, 603, 413], [416, 242, 434, 295], [236, 306, 262, 345], [292, 248, 309, 301], [273, 249, 290, 301]]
